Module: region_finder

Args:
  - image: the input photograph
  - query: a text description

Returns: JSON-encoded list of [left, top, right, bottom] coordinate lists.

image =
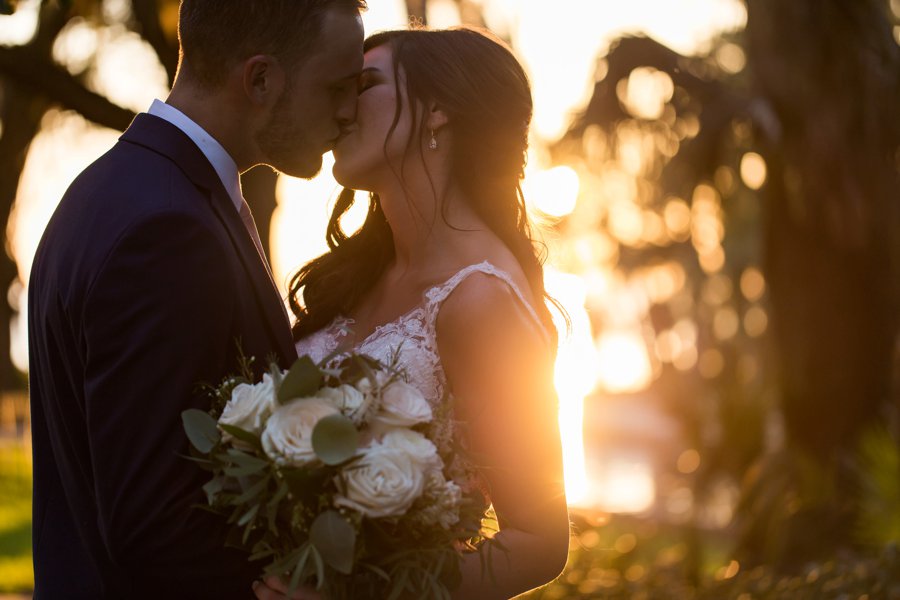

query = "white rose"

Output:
[[371, 381, 432, 429], [261, 398, 339, 467], [380, 428, 441, 472], [334, 443, 427, 518], [353, 371, 390, 396], [317, 385, 368, 423], [218, 374, 276, 439]]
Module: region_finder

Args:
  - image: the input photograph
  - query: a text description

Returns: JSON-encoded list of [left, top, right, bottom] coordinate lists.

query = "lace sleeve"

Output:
[[423, 261, 550, 345]]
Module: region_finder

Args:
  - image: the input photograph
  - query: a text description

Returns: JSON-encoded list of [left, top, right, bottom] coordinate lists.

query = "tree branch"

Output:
[[131, 0, 178, 85], [0, 45, 135, 131]]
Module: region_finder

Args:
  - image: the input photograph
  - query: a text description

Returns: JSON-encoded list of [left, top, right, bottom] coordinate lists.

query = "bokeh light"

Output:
[[526, 165, 580, 219], [595, 331, 653, 394], [740, 151, 767, 190]]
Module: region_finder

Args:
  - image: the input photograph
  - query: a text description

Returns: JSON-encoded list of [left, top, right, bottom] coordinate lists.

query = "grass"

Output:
[[0, 442, 33, 593], [519, 512, 900, 599]]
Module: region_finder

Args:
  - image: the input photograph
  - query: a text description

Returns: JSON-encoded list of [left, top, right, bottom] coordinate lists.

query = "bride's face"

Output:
[[331, 44, 418, 191]]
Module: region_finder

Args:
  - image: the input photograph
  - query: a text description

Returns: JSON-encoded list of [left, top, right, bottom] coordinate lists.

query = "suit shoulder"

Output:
[[66, 140, 202, 214]]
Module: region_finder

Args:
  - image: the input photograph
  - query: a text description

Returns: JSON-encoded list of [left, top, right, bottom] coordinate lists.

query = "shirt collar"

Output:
[[148, 99, 243, 212]]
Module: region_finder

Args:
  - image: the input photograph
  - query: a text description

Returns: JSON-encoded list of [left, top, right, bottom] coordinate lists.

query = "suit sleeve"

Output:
[[82, 210, 258, 597]]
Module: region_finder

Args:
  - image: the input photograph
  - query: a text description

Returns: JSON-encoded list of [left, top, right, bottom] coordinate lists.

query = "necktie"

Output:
[[238, 197, 290, 323], [238, 197, 271, 274]]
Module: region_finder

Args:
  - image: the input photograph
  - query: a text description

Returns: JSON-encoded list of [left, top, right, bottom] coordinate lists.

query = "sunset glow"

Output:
[[595, 331, 654, 394], [591, 453, 657, 514], [526, 165, 580, 219], [545, 269, 597, 505]]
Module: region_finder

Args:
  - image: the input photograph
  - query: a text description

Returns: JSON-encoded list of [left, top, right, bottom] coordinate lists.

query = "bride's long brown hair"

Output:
[[289, 28, 559, 345]]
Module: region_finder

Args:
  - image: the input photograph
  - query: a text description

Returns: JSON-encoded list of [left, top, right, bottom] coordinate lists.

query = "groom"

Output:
[[27, 1, 364, 597]]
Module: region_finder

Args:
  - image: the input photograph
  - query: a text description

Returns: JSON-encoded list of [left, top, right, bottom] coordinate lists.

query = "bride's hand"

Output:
[[252, 577, 323, 600]]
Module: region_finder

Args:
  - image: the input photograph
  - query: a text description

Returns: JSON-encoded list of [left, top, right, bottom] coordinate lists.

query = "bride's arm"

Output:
[[436, 274, 570, 600]]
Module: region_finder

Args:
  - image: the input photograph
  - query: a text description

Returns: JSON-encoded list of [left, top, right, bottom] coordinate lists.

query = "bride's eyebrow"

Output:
[[357, 67, 382, 87]]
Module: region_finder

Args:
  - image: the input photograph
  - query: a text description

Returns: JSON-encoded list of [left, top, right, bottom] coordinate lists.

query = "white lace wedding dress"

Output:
[[295, 261, 544, 406], [295, 260, 546, 502]]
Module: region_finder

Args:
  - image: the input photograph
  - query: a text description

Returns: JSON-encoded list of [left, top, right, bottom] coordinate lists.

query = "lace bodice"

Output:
[[295, 261, 544, 408]]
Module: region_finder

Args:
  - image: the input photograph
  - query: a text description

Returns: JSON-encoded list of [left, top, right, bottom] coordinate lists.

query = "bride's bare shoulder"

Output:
[[434, 263, 543, 350]]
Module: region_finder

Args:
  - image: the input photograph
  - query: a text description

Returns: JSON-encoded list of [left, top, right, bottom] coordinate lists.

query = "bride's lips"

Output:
[[332, 130, 355, 154]]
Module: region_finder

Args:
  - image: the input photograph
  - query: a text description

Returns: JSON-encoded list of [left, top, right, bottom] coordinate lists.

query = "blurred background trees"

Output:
[[552, 0, 899, 573]]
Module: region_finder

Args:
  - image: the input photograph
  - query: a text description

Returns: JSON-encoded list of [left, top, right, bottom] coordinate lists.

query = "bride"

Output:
[[258, 27, 569, 599]]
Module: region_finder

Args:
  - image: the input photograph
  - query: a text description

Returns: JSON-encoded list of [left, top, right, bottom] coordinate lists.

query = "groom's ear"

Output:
[[242, 55, 286, 106], [426, 101, 449, 131]]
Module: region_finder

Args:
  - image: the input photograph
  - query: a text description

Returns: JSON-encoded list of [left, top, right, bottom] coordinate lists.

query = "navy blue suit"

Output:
[[28, 113, 297, 598]]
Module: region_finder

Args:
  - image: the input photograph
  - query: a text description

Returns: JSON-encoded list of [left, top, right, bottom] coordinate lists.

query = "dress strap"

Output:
[[423, 261, 549, 343]]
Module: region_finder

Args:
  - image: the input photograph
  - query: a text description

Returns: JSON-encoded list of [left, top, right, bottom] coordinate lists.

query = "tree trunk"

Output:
[[733, 0, 900, 566], [747, 0, 900, 458]]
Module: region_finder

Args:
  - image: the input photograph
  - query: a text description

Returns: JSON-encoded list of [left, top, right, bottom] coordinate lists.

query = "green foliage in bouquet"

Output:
[[183, 353, 492, 599]]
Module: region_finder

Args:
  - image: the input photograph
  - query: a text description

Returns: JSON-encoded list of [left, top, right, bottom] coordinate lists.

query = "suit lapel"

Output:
[[205, 179, 298, 364], [120, 114, 297, 366]]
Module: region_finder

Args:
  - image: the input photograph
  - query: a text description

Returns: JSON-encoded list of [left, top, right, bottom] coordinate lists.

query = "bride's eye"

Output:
[[357, 73, 377, 94]]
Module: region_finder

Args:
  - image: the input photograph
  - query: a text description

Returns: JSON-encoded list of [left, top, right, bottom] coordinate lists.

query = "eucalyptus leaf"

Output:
[[312, 413, 359, 465], [235, 476, 268, 504], [387, 568, 409, 600], [218, 424, 262, 449], [266, 482, 289, 533], [182, 409, 220, 453], [362, 562, 390, 582], [266, 546, 305, 579], [249, 545, 276, 562], [267, 480, 289, 508], [202, 476, 224, 504], [287, 544, 312, 597], [278, 355, 323, 403], [237, 502, 260, 526], [269, 362, 285, 389], [310, 510, 356, 575], [310, 544, 326, 589], [226, 448, 269, 468], [222, 450, 269, 476], [223, 462, 267, 477]]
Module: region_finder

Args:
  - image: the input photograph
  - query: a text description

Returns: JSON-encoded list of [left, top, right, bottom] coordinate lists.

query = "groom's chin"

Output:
[[268, 154, 324, 180]]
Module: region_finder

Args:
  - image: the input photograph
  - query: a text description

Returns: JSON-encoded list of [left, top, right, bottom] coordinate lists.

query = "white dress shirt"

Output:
[[147, 99, 243, 213]]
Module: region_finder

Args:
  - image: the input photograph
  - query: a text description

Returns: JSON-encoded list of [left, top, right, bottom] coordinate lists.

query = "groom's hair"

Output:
[[177, 0, 366, 88]]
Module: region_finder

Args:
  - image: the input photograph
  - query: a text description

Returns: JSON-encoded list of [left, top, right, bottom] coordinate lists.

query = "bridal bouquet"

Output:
[[182, 353, 488, 599]]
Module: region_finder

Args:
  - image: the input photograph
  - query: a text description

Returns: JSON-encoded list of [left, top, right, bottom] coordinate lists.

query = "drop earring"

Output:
[[429, 129, 438, 150]]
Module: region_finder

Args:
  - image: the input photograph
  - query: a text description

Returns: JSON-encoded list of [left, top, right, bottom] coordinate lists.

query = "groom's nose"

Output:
[[335, 90, 358, 127]]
